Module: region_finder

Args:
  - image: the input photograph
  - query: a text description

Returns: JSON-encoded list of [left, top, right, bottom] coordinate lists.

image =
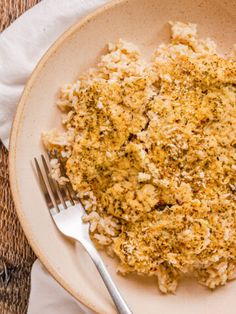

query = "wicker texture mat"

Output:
[[0, 1, 41, 313]]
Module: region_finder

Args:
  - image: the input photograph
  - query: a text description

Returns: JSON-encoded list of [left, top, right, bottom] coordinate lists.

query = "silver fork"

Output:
[[34, 155, 132, 314]]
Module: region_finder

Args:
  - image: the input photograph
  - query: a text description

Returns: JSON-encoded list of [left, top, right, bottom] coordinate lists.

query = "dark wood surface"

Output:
[[0, 1, 41, 313]]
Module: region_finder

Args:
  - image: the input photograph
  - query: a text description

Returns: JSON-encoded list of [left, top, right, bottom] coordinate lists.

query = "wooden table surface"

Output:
[[0, 1, 42, 313]]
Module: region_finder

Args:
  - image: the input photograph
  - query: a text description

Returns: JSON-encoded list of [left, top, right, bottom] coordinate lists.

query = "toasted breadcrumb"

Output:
[[43, 22, 236, 293]]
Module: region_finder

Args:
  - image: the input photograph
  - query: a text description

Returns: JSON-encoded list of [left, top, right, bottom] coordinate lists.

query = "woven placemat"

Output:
[[0, 1, 41, 313]]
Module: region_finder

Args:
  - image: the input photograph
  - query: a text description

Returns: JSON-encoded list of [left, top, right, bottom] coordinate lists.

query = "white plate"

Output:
[[9, 0, 236, 313]]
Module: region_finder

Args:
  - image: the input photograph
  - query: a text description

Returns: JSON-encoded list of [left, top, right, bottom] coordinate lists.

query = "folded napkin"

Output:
[[0, 0, 110, 313]]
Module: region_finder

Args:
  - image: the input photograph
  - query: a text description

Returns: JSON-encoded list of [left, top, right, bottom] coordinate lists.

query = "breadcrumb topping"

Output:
[[43, 22, 236, 293]]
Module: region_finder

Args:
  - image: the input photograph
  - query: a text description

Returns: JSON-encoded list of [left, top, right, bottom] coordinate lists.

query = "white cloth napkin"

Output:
[[0, 0, 110, 313]]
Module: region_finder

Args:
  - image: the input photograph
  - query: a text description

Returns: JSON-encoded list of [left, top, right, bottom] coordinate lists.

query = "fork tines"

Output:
[[34, 155, 75, 213]]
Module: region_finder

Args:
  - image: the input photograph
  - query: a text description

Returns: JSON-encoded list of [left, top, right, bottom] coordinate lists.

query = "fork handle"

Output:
[[81, 240, 133, 314]]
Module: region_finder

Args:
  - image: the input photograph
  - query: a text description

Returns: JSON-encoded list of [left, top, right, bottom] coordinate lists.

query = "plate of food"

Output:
[[9, 0, 236, 313]]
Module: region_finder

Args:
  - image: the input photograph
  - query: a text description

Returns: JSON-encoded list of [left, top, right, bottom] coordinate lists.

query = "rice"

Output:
[[42, 22, 236, 293]]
